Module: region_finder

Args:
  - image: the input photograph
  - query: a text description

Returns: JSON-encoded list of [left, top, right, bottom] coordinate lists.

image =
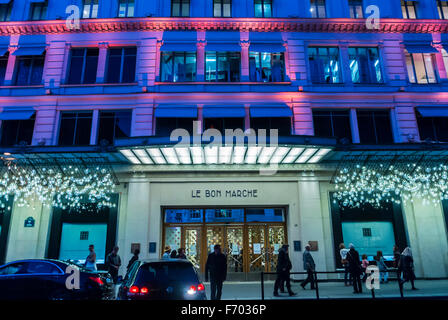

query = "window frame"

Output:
[[0, 1, 12, 22], [307, 46, 342, 84], [312, 109, 353, 142], [348, 47, 383, 84], [97, 110, 132, 145], [405, 52, 438, 84], [401, 0, 417, 19], [57, 111, 93, 146], [254, 0, 273, 18], [0, 115, 36, 147], [416, 111, 448, 142], [13, 54, 45, 86], [29, 1, 48, 21], [348, 0, 363, 19], [356, 109, 394, 144], [82, 0, 99, 19], [67, 48, 99, 85], [160, 51, 197, 82], [310, 0, 326, 18], [205, 51, 241, 82], [106, 47, 137, 84], [248, 52, 285, 82], [118, 0, 135, 18], [213, 0, 232, 17], [438, 0, 448, 19], [171, 0, 191, 17]]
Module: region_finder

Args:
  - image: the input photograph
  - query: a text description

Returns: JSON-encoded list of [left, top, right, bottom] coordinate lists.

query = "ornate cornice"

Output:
[[0, 18, 447, 35]]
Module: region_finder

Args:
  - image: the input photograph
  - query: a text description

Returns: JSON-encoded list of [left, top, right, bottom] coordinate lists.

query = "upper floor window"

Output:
[[97, 110, 132, 145], [0, 52, 8, 86], [357, 109, 394, 144], [14, 54, 45, 86], [401, 0, 417, 19], [205, 51, 240, 82], [58, 112, 93, 146], [438, 1, 448, 19], [442, 48, 448, 75], [249, 52, 285, 82], [67, 48, 99, 85], [172, 0, 190, 17], [405, 52, 437, 84], [312, 110, 352, 142], [416, 110, 448, 142], [156, 118, 195, 136], [251, 117, 292, 136], [30, 1, 47, 21], [0, 1, 12, 22], [0, 114, 35, 147], [308, 47, 341, 84], [204, 117, 244, 133], [310, 0, 326, 18], [214, 0, 231, 17], [160, 51, 197, 82], [118, 0, 134, 18], [348, 0, 363, 19], [254, 0, 272, 18], [348, 47, 383, 84], [82, 0, 99, 19], [106, 47, 137, 83]]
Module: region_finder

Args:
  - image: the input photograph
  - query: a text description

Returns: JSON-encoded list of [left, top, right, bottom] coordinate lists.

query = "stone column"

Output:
[[240, 41, 250, 82], [96, 42, 109, 83]]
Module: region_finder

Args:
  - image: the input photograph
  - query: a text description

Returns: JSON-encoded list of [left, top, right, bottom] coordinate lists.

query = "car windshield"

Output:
[[136, 262, 198, 284]]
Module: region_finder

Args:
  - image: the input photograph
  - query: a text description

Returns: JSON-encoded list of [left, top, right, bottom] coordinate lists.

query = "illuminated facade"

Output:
[[0, 0, 447, 280]]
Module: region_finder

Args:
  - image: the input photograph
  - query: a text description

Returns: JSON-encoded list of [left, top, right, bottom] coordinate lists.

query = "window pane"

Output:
[[0, 55, 8, 86], [423, 54, 437, 84], [107, 49, 122, 83], [165, 209, 203, 223], [123, 49, 137, 83], [405, 53, 416, 83], [246, 208, 284, 222], [30, 56, 44, 85], [161, 52, 174, 82], [412, 53, 428, 84], [205, 209, 244, 223], [254, 0, 262, 17], [15, 58, 32, 86], [205, 52, 217, 81], [75, 114, 93, 145], [59, 112, 93, 146], [68, 49, 85, 84]]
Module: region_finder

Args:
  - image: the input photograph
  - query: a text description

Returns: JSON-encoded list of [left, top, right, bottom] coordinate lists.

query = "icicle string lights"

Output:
[[0, 163, 116, 210], [333, 163, 448, 208]]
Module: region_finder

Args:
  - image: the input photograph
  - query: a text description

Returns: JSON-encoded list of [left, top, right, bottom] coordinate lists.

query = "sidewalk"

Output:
[[204, 280, 448, 300]]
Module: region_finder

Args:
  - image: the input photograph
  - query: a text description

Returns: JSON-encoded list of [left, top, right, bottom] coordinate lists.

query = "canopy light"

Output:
[[119, 145, 332, 166]]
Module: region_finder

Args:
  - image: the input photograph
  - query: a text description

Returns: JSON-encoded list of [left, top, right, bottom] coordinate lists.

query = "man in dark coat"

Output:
[[301, 244, 316, 289], [205, 244, 227, 300], [273, 244, 296, 296], [106, 246, 122, 284], [346, 243, 362, 294]]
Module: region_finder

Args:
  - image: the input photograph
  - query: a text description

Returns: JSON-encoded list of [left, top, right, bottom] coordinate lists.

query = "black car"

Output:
[[0, 259, 113, 300], [117, 259, 207, 300]]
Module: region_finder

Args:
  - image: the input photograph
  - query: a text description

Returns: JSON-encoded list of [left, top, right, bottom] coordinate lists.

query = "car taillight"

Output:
[[89, 276, 104, 286], [129, 286, 140, 294], [197, 284, 205, 291], [140, 287, 149, 294], [187, 285, 197, 295]]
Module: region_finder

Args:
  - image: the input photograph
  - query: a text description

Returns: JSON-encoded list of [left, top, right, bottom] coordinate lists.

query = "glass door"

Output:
[[226, 226, 244, 274], [247, 225, 266, 273], [206, 225, 225, 255], [185, 227, 201, 270], [267, 225, 286, 272]]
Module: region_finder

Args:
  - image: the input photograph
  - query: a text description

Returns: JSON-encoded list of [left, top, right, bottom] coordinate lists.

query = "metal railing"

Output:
[[260, 269, 404, 300]]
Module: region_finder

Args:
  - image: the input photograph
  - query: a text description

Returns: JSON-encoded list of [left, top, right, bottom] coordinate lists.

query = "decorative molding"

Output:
[[0, 18, 448, 35]]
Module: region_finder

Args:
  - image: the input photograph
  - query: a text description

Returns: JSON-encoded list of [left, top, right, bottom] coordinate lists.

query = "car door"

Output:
[[0, 262, 29, 299], [24, 261, 65, 299], [119, 261, 140, 299]]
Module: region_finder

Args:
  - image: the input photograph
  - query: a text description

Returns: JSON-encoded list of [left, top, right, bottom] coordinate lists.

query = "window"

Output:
[[0, 1, 12, 22], [82, 0, 99, 19], [30, 1, 47, 21], [155, 118, 195, 136], [442, 49, 448, 76], [171, 0, 190, 17], [67, 48, 99, 84], [438, 1, 448, 19], [348, 47, 383, 84], [310, 0, 326, 18], [405, 53, 437, 84], [205, 209, 244, 223], [254, 0, 272, 18], [58, 112, 93, 146], [0, 263, 27, 275], [0, 53, 8, 86], [348, 0, 363, 19], [106, 47, 137, 83], [165, 209, 204, 223], [14, 54, 45, 86], [204, 118, 245, 132], [249, 52, 285, 82], [0, 115, 35, 147], [160, 52, 196, 82], [25, 262, 61, 274], [356, 110, 394, 144], [214, 0, 231, 17], [118, 0, 134, 18], [205, 52, 240, 82], [251, 117, 292, 136], [362, 228, 372, 237], [312, 110, 352, 142], [416, 112, 448, 142], [401, 0, 417, 19], [97, 110, 132, 145], [80, 231, 89, 240], [308, 47, 341, 84], [246, 208, 284, 222]]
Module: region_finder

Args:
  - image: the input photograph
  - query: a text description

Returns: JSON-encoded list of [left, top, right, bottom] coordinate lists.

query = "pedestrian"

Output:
[[361, 254, 369, 281], [205, 244, 227, 300], [399, 247, 418, 290], [393, 245, 401, 279], [273, 244, 296, 297], [85, 244, 97, 271], [346, 243, 362, 294], [106, 246, 122, 284], [127, 248, 140, 271], [375, 251, 389, 283], [162, 246, 171, 259], [339, 243, 351, 286], [177, 248, 187, 259], [170, 249, 178, 259], [300, 244, 316, 290]]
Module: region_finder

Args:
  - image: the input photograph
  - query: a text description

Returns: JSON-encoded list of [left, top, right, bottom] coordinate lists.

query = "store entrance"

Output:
[[162, 208, 287, 281]]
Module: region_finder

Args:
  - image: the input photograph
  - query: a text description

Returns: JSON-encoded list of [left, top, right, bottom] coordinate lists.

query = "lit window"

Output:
[[405, 52, 437, 84], [348, 0, 363, 19], [160, 52, 197, 82], [308, 47, 341, 84], [438, 0, 448, 19], [205, 51, 241, 82], [106, 47, 137, 83], [401, 0, 417, 19], [249, 52, 285, 82], [67, 48, 99, 84], [97, 110, 132, 145], [348, 47, 383, 84], [0, 114, 35, 147], [171, 0, 190, 17], [254, 0, 272, 18], [118, 0, 134, 18], [30, 1, 47, 21], [0, 1, 12, 22], [58, 112, 93, 146], [214, 0, 231, 17], [82, 0, 99, 19], [310, 0, 326, 18], [442, 48, 448, 76], [14, 54, 45, 86]]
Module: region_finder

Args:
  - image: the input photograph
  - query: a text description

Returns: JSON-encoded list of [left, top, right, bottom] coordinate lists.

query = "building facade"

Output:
[[0, 0, 448, 280]]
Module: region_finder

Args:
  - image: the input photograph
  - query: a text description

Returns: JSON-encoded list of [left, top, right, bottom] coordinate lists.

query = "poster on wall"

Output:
[[232, 243, 239, 255], [190, 244, 197, 256], [273, 243, 281, 255], [253, 243, 261, 254]]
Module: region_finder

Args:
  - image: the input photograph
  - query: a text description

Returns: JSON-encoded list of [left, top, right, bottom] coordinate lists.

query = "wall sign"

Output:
[[293, 241, 301, 252], [191, 188, 258, 199], [131, 243, 140, 254], [24, 217, 35, 228], [149, 242, 157, 253]]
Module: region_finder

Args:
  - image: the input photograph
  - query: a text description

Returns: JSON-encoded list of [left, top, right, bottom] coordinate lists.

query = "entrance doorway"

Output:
[[162, 207, 287, 280]]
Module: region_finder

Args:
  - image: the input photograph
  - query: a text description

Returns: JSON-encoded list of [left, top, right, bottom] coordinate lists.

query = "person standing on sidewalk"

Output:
[[399, 247, 418, 290], [85, 244, 97, 271], [127, 248, 140, 271], [205, 244, 227, 300], [339, 243, 351, 286], [273, 244, 296, 297], [346, 243, 362, 294], [301, 244, 316, 290], [393, 245, 401, 280], [106, 246, 122, 284], [375, 251, 389, 284]]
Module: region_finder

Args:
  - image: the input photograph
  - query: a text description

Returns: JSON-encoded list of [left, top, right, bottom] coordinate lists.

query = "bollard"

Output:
[[261, 272, 265, 300]]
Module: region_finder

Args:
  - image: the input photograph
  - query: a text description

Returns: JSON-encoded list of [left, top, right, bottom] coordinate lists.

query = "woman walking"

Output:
[[375, 251, 389, 283], [346, 243, 363, 294], [339, 243, 351, 286], [399, 247, 418, 290]]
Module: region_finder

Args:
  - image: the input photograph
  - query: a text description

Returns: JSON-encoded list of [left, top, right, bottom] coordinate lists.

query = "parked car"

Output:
[[0, 259, 113, 300], [117, 259, 207, 300]]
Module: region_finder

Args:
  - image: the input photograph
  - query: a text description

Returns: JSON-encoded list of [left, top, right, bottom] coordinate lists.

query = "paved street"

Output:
[[204, 280, 448, 300]]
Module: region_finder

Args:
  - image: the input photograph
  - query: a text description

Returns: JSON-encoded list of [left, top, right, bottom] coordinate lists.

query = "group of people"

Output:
[[340, 243, 418, 294], [161, 246, 187, 259]]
